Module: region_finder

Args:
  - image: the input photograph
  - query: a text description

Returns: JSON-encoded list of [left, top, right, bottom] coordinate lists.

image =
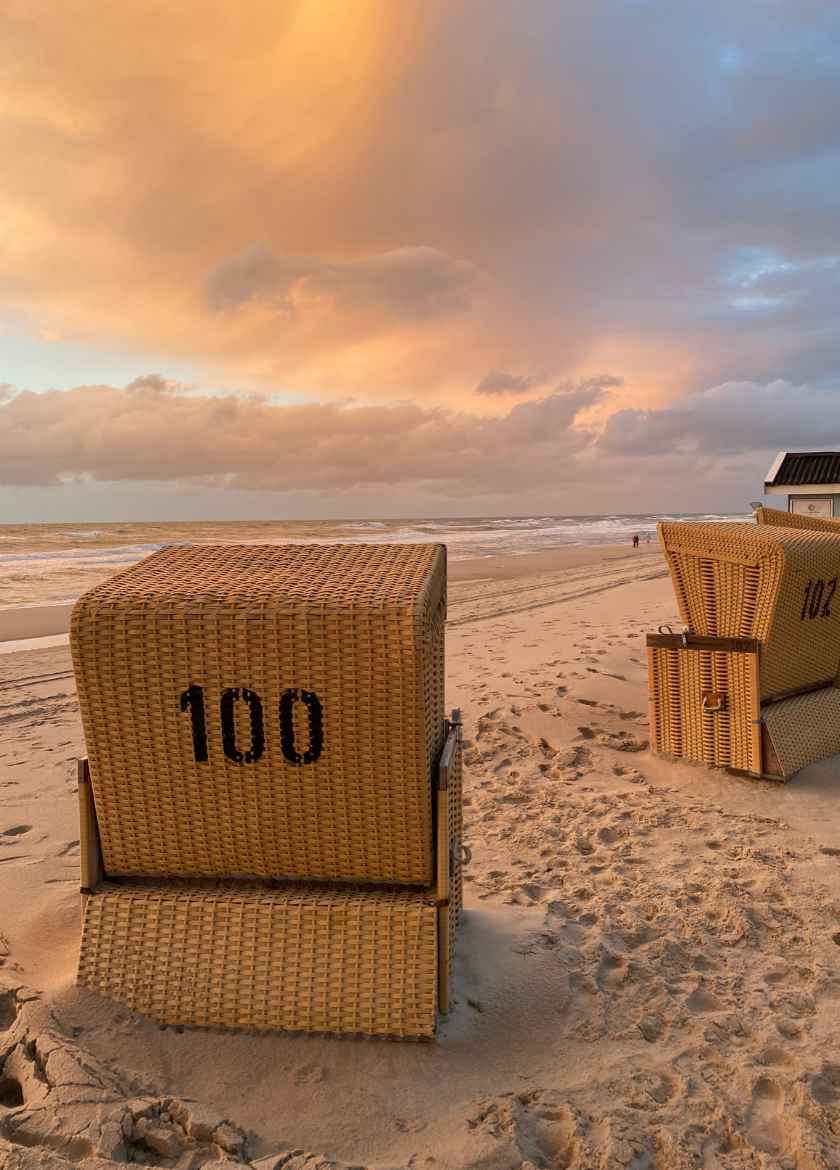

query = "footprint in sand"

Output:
[[293, 1061, 325, 1085], [685, 986, 722, 1013], [746, 1077, 786, 1155], [0, 1071, 24, 1109], [597, 826, 622, 846], [1, 825, 32, 839], [638, 1013, 664, 1043], [0, 985, 18, 1031], [810, 1063, 840, 1104], [596, 950, 628, 991]]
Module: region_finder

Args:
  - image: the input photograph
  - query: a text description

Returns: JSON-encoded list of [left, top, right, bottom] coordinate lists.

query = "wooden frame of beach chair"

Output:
[[648, 521, 840, 781], [76, 712, 463, 1039]]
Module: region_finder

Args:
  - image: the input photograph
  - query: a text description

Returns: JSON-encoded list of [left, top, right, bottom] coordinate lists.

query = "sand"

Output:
[[2, 545, 840, 1168], [0, 605, 74, 644]]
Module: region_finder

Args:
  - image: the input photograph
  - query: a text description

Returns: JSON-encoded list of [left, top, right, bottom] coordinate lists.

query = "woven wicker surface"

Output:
[[763, 688, 840, 779], [659, 521, 840, 700], [648, 645, 760, 773], [71, 543, 446, 884], [755, 506, 840, 532], [78, 880, 439, 1038]]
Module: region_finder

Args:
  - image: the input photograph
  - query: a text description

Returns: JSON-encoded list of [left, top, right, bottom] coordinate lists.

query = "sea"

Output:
[[0, 513, 748, 609]]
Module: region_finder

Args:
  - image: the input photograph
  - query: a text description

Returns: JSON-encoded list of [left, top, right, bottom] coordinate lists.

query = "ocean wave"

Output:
[[0, 543, 164, 565]]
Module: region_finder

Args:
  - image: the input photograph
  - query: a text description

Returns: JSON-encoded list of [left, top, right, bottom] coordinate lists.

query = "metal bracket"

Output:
[[701, 690, 727, 713]]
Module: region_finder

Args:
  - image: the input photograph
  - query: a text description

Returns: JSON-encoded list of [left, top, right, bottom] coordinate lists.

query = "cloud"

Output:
[[598, 379, 840, 456], [556, 375, 625, 396], [0, 378, 603, 492], [475, 371, 545, 396], [5, 1, 840, 411], [204, 243, 479, 321], [124, 374, 190, 394]]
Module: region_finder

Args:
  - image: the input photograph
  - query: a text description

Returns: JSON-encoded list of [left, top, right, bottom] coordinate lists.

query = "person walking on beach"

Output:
[[632, 533, 639, 548]]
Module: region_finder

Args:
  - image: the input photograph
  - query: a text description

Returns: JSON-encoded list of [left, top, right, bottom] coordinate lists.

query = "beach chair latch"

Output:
[[701, 690, 726, 713]]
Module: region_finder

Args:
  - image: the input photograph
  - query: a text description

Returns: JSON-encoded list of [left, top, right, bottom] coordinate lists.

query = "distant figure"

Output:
[[646, 532, 651, 543], [632, 533, 639, 548]]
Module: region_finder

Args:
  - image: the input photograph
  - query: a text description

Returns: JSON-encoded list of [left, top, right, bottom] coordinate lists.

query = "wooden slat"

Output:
[[78, 758, 103, 894], [646, 633, 760, 653], [437, 905, 450, 1016], [747, 653, 763, 776]]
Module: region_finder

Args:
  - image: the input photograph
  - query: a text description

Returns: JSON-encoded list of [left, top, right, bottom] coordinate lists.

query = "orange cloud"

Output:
[[2, 0, 837, 433], [0, 1, 672, 407]]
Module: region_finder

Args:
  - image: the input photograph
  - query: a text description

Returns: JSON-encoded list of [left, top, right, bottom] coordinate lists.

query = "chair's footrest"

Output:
[[762, 688, 840, 780], [78, 881, 441, 1038]]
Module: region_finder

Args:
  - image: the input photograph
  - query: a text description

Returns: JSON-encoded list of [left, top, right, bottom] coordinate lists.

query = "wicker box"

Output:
[[71, 544, 446, 885], [77, 715, 463, 1039]]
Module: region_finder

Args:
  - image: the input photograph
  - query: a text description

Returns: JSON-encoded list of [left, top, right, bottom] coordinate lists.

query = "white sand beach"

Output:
[[2, 545, 840, 1168]]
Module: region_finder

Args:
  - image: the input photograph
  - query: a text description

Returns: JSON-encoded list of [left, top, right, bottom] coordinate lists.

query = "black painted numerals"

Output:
[[179, 684, 208, 762], [279, 688, 324, 765], [800, 578, 837, 621], [220, 687, 265, 764], [179, 685, 324, 766]]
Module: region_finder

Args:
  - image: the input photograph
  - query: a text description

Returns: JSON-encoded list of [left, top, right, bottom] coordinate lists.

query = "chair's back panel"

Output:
[[755, 506, 840, 533], [659, 522, 840, 700], [71, 543, 446, 885]]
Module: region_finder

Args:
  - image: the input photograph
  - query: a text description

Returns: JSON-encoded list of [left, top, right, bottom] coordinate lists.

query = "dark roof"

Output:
[[770, 451, 840, 486]]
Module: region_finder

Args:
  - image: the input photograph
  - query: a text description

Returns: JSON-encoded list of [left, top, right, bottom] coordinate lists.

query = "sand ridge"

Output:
[[2, 552, 840, 1167]]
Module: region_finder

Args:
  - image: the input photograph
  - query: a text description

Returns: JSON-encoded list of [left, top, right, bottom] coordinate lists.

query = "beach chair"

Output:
[[648, 521, 840, 780], [72, 544, 463, 1038], [754, 505, 840, 533]]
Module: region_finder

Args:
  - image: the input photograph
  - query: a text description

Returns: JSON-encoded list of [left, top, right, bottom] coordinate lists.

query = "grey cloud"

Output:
[[205, 244, 479, 320], [124, 374, 190, 394], [475, 371, 623, 399], [599, 379, 840, 457], [557, 375, 625, 393], [475, 372, 545, 396], [0, 381, 601, 492]]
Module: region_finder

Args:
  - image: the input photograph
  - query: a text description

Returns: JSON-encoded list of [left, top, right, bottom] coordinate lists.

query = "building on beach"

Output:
[[764, 451, 840, 518]]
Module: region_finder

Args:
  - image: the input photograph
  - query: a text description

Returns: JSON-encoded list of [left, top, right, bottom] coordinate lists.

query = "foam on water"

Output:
[[0, 513, 749, 607]]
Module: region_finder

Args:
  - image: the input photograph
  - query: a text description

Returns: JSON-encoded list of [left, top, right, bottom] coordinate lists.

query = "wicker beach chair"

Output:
[[648, 521, 840, 780], [72, 544, 463, 1038]]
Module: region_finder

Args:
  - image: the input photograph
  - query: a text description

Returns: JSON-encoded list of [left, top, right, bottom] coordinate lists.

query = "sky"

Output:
[[2, 0, 840, 521]]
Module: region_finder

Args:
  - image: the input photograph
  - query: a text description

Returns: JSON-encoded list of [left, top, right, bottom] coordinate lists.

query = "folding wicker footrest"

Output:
[[78, 881, 443, 1039], [762, 688, 840, 779]]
